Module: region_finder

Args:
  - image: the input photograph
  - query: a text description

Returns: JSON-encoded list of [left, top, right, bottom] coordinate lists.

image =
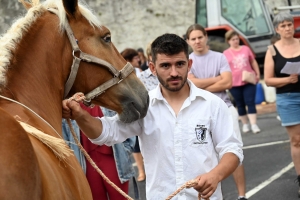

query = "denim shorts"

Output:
[[276, 92, 300, 127]]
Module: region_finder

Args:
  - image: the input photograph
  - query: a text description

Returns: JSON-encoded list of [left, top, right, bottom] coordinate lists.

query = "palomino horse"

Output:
[[0, 0, 148, 199]]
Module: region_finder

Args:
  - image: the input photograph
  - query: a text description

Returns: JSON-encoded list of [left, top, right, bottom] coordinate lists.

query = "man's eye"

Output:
[[177, 62, 185, 67]]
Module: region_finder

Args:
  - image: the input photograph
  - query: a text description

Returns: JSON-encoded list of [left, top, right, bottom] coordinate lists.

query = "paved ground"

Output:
[[128, 104, 299, 200]]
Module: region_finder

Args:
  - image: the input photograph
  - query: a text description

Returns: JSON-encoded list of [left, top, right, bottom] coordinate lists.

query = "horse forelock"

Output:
[[0, 0, 102, 92]]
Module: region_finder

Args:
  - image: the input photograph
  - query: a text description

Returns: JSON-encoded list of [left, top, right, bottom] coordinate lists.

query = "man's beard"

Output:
[[156, 72, 187, 92]]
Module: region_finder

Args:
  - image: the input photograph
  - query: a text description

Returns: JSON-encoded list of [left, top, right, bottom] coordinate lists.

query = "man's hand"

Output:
[[62, 98, 103, 139], [62, 99, 84, 120], [193, 172, 219, 199]]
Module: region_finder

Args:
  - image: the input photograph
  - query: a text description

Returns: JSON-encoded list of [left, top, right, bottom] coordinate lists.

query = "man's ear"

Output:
[[188, 59, 193, 72], [149, 62, 156, 76]]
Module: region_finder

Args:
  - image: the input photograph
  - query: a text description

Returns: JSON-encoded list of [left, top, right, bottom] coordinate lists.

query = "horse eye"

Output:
[[103, 36, 111, 43]]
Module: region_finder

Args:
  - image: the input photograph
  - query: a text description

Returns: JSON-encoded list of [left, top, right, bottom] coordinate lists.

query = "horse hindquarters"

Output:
[[0, 108, 42, 200]]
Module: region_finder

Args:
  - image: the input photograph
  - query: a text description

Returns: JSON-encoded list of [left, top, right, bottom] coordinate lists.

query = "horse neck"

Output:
[[1, 14, 72, 134]]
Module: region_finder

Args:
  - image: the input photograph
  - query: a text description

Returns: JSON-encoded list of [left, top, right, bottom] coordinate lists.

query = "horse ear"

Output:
[[19, 0, 33, 10], [62, 0, 79, 17]]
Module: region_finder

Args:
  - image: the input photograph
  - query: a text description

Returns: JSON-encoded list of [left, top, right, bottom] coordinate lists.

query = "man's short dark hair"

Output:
[[151, 33, 189, 63], [121, 48, 139, 62]]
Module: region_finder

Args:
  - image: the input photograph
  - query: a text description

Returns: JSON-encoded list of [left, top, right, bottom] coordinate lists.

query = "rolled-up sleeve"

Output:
[[89, 115, 143, 146], [211, 100, 244, 163]]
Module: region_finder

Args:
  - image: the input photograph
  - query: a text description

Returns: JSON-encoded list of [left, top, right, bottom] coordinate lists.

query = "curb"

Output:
[[256, 103, 276, 115]]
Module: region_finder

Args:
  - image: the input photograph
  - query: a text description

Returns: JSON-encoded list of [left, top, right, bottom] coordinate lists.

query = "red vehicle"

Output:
[[195, 0, 300, 67]]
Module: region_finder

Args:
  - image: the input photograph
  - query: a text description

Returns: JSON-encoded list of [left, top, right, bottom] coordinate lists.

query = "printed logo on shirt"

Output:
[[194, 125, 208, 144]]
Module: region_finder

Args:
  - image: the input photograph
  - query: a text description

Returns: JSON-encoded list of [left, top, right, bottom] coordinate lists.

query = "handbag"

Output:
[[242, 71, 256, 84]]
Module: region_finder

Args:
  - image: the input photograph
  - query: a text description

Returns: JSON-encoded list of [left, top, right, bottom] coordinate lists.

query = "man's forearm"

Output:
[[75, 110, 103, 139], [204, 79, 232, 92], [204, 72, 232, 93], [189, 76, 221, 89], [210, 153, 239, 182]]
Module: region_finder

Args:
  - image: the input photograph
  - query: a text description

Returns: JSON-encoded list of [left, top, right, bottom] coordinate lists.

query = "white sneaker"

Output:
[[276, 115, 281, 121], [251, 124, 261, 134], [242, 124, 250, 133]]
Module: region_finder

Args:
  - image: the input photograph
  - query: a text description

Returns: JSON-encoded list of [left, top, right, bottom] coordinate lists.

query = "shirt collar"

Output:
[[150, 79, 207, 106]]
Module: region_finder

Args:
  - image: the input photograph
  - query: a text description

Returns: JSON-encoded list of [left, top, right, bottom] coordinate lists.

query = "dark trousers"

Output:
[[133, 136, 141, 153], [230, 83, 257, 116]]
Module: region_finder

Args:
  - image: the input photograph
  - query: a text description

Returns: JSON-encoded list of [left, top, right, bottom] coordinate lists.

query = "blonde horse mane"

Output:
[[0, 0, 102, 92]]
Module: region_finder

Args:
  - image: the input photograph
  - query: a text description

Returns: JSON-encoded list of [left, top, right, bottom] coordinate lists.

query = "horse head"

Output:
[[7, 0, 149, 124], [61, 0, 149, 123]]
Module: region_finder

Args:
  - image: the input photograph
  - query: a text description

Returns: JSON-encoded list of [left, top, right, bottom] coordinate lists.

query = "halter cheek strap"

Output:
[[47, 8, 134, 106]]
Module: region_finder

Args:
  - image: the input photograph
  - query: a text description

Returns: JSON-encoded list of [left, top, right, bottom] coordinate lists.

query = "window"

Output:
[[221, 0, 270, 36], [196, 0, 208, 27]]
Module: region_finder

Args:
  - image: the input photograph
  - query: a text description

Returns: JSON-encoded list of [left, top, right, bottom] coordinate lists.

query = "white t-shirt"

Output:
[[189, 50, 232, 107], [91, 80, 243, 200]]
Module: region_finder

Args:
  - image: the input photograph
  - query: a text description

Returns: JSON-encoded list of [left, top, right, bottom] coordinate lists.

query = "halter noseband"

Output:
[[48, 8, 134, 106]]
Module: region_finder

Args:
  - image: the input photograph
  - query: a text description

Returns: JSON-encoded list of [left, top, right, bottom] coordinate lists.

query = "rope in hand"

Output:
[[66, 93, 133, 200], [165, 179, 209, 200]]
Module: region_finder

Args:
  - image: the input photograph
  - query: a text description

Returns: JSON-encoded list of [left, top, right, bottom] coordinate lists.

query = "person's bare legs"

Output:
[[286, 124, 300, 196], [232, 165, 246, 197], [239, 115, 248, 124], [287, 124, 300, 174], [230, 106, 247, 199], [133, 152, 145, 181]]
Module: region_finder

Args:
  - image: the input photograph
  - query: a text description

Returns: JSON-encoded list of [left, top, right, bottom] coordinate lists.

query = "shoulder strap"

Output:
[[268, 45, 276, 56]]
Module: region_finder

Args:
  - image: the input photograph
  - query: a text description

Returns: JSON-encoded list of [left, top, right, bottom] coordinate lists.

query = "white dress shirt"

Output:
[[90, 80, 243, 200]]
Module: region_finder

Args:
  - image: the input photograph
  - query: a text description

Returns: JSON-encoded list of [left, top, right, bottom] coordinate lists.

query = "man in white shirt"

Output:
[[62, 33, 243, 200], [186, 24, 247, 200]]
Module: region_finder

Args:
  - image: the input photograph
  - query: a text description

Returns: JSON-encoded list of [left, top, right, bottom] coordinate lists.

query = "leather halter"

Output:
[[47, 8, 134, 106]]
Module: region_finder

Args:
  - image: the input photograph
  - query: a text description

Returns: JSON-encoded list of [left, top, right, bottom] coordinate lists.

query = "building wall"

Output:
[[0, 0, 298, 51]]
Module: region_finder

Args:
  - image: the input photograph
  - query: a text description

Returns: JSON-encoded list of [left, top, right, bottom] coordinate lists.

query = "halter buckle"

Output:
[[72, 49, 82, 60], [82, 98, 92, 107]]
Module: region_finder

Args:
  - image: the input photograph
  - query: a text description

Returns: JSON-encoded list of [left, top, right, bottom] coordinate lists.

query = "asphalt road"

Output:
[[129, 112, 298, 200]]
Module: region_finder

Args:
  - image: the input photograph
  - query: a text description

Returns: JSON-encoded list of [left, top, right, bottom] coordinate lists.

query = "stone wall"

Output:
[[0, 0, 298, 51]]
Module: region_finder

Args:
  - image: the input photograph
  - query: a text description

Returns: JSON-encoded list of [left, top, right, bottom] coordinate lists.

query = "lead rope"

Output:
[[67, 93, 207, 200], [0, 95, 62, 139], [66, 93, 133, 200], [165, 180, 203, 200]]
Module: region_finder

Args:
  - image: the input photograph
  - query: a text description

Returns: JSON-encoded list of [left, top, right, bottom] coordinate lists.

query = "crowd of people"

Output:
[[61, 11, 300, 200]]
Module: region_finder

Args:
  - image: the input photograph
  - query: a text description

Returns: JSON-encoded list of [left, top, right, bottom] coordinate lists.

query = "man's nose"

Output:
[[170, 66, 178, 76]]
